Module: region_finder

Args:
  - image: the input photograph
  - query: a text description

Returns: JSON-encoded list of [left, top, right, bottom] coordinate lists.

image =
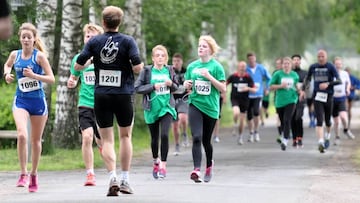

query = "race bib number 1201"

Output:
[[99, 69, 121, 87]]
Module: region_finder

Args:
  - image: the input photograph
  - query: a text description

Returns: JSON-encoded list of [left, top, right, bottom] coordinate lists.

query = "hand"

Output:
[[319, 82, 329, 90], [165, 79, 172, 87], [67, 76, 77, 88], [23, 67, 35, 78], [199, 68, 211, 79], [184, 80, 193, 90], [4, 73, 14, 84]]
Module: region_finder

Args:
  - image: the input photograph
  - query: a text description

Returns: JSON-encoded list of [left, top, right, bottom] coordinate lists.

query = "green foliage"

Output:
[[0, 82, 16, 130]]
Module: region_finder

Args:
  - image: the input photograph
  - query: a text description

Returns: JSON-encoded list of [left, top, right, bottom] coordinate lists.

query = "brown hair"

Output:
[[102, 6, 124, 29]]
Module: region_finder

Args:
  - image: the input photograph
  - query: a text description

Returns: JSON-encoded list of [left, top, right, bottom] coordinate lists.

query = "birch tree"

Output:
[[36, 0, 58, 153], [54, 0, 83, 148], [123, 0, 146, 62]]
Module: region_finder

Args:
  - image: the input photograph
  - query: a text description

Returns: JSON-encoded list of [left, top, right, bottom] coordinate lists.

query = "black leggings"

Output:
[[188, 104, 217, 169], [276, 103, 296, 140], [314, 95, 333, 127], [291, 102, 305, 139], [147, 113, 172, 162]]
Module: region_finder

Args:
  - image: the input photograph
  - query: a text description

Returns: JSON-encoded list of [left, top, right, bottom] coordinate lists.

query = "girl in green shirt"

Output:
[[270, 57, 304, 151], [135, 45, 178, 179], [184, 35, 226, 183]]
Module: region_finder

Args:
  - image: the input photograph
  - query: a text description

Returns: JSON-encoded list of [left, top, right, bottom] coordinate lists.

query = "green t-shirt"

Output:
[[185, 58, 226, 119], [270, 70, 299, 108], [144, 66, 177, 124], [70, 54, 95, 108]]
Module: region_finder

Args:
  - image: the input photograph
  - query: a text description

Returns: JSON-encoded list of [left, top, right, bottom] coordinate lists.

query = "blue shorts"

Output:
[[13, 96, 48, 116]]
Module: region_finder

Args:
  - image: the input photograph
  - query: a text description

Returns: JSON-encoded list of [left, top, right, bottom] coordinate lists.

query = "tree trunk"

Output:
[[123, 0, 146, 62], [54, 0, 83, 148], [89, 0, 106, 24], [36, 0, 58, 154]]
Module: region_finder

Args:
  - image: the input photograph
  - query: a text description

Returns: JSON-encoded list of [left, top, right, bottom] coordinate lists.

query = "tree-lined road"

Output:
[[1, 107, 360, 203]]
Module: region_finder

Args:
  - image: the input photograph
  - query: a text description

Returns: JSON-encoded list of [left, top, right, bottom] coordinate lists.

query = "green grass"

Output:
[[0, 127, 150, 171]]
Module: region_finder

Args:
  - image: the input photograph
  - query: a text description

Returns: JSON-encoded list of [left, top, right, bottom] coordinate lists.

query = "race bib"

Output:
[[99, 69, 121, 87], [83, 71, 95, 85], [155, 82, 170, 95], [237, 83, 248, 92], [18, 77, 40, 92], [315, 92, 328, 102], [194, 80, 211, 95], [333, 85, 343, 97], [281, 78, 294, 89], [255, 82, 260, 88]]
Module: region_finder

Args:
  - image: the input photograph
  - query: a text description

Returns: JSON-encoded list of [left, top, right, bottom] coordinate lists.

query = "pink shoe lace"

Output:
[[28, 174, 38, 192]]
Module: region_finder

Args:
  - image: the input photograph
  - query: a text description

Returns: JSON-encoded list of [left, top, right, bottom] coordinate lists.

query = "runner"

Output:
[[67, 23, 103, 186], [332, 57, 354, 145], [183, 35, 226, 183], [75, 6, 144, 196], [171, 53, 190, 154], [345, 67, 360, 129], [270, 57, 304, 151], [290, 54, 307, 148], [226, 61, 256, 145], [303, 49, 341, 153], [3, 22, 55, 192], [246, 52, 271, 142], [135, 45, 178, 179]]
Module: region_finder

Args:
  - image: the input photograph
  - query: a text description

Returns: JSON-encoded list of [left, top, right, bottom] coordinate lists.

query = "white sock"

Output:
[[319, 138, 324, 144], [86, 169, 94, 175], [108, 170, 117, 181], [120, 171, 129, 182], [325, 133, 331, 140]]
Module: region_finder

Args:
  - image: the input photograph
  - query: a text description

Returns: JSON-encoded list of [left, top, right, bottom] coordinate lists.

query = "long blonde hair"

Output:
[[18, 22, 48, 56]]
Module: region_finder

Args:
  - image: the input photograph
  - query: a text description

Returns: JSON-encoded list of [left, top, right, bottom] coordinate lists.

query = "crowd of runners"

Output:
[[3, 3, 360, 198]]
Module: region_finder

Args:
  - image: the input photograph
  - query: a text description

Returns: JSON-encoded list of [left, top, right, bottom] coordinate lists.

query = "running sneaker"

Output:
[[281, 140, 287, 151], [106, 177, 120, 196], [297, 139, 303, 148], [182, 133, 190, 147], [84, 173, 96, 186], [334, 136, 340, 146], [345, 130, 355, 140], [190, 168, 202, 183], [173, 144, 180, 156], [254, 132, 260, 142], [214, 136, 220, 143], [248, 134, 254, 143], [204, 161, 214, 183], [318, 142, 325, 153], [292, 139, 297, 148], [324, 139, 330, 149], [28, 174, 38, 193], [153, 160, 160, 179], [276, 136, 282, 144], [119, 180, 134, 194], [16, 174, 28, 187], [158, 168, 167, 179], [237, 135, 244, 145]]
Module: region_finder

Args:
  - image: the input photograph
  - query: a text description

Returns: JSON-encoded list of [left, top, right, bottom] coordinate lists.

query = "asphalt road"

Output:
[[1, 107, 360, 203]]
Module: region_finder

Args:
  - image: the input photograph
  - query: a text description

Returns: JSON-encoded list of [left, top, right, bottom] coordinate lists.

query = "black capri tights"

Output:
[[188, 104, 217, 169], [147, 113, 173, 162]]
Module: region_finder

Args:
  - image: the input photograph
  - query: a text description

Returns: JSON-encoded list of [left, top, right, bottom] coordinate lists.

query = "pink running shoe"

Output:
[[158, 168, 166, 179], [84, 173, 96, 186], [204, 160, 214, 182], [16, 174, 28, 187], [190, 168, 202, 183], [153, 160, 160, 179], [28, 174, 38, 192]]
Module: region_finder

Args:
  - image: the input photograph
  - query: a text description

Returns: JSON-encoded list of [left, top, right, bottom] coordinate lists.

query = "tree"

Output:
[[36, 0, 58, 154], [53, 0, 83, 148]]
